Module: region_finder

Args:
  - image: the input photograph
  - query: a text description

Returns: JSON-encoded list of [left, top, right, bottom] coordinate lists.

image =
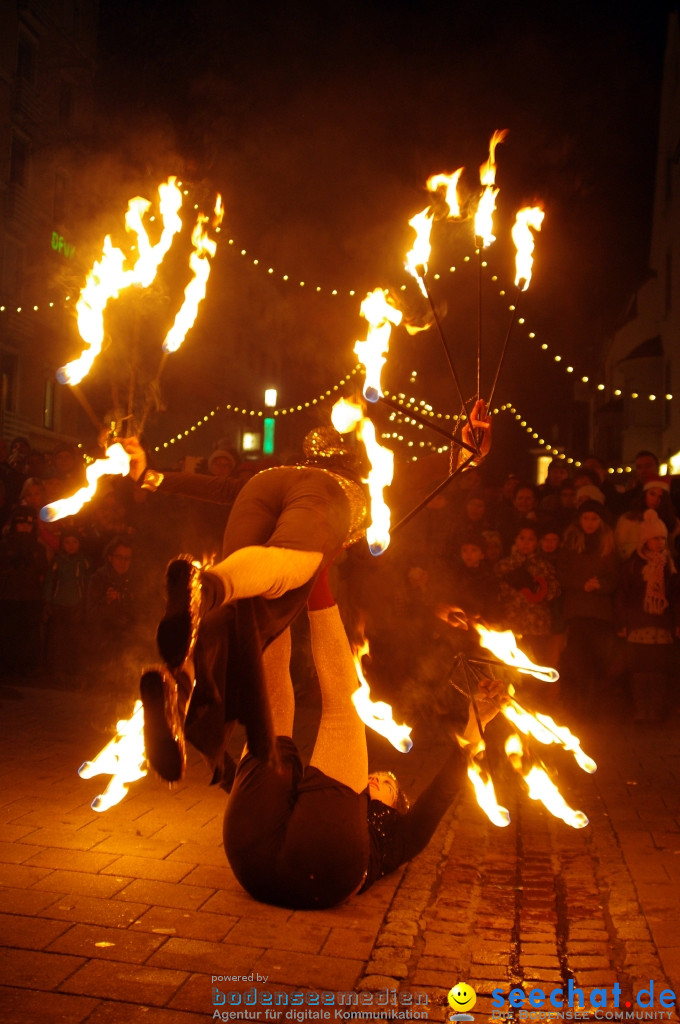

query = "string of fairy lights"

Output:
[[1, 245, 671, 406], [146, 367, 646, 473]]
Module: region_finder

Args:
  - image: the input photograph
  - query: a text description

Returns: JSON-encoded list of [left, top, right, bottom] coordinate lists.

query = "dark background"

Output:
[[80, 0, 674, 477]]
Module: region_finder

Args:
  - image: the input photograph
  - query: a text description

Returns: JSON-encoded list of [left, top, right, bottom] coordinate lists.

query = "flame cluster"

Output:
[[464, 625, 596, 830], [78, 701, 147, 812], [57, 177, 222, 386]]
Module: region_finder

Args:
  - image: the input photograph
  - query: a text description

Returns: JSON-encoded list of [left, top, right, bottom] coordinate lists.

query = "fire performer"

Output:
[[122, 399, 491, 789], [221, 567, 502, 909]]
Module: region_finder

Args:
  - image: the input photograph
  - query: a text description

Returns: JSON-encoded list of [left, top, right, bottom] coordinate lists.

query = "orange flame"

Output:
[[352, 639, 412, 752], [58, 178, 184, 385], [404, 207, 434, 296], [40, 443, 131, 522], [426, 168, 464, 219], [466, 739, 511, 827], [331, 396, 363, 434], [475, 624, 559, 682], [358, 415, 394, 555], [504, 735, 588, 829], [354, 289, 403, 403], [78, 700, 146, 812], [331, 398, 394, 556], [512, 206, 544, 291], [474, 129, 507, 248], [502, 701, 597, 774], [163, 210, 219, 353]]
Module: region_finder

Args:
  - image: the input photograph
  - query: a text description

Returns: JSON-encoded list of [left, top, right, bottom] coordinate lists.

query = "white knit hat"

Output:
[[638, 508, 667, 552]]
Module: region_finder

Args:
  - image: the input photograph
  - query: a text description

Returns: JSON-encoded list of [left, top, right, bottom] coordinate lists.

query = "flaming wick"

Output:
[[78, 700, 147, 812], [40, 443, 131, 523]]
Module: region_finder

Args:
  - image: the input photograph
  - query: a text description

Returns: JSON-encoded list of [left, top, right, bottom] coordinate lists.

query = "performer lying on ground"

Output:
[[222, 566, 502, 909], [122, 400, 491, 790]]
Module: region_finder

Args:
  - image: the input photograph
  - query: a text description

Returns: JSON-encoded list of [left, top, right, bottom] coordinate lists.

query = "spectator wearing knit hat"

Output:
[[614, 476, 680, 561], [615, 508, 680, 722], [208, 446, 238, 478]]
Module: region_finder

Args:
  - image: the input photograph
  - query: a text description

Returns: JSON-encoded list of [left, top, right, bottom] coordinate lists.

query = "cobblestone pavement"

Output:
[[1, 683, 679, 1024]]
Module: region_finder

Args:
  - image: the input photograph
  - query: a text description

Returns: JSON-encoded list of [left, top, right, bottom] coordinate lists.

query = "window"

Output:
[[9, 133, 30, 187], [54, 172, 67, 223], [58, 82, 73, 127], [44, 377, 55, 430], [0, 352, 18, 413], [1, 239, 25, 299], [16, 36, 36, 84]]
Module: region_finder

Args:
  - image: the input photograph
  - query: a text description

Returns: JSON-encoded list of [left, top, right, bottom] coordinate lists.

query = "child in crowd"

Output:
[[538, 523, 566, 672], [43, 528, 89, 679], [451, 533, 501, 625], [495, 521, 559, 665], [557, 501, 619, 716], [615, 509, 680, 722]]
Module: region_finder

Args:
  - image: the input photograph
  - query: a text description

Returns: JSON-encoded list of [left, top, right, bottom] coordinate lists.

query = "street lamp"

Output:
[[263, 387, 277, 454]]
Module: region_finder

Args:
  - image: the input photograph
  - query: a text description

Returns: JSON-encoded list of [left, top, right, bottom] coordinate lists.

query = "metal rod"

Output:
[[389, 455, 475, 535], [378, 395, 476, 453], [462, 659, 486, 740], [416, 267, 470, 419], [138, 351, 169, 436], [69, 384, 104, 436], [477, 245, 483, 403], [486, 283, 522, 410]]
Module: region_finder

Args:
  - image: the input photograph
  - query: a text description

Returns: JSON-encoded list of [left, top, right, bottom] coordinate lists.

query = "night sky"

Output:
[[88, 0, 673, 473]]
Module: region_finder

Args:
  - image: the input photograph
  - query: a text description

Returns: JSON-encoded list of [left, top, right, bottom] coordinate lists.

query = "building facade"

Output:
[[601, 14, 680, 466], [0, 0, 98, 452]]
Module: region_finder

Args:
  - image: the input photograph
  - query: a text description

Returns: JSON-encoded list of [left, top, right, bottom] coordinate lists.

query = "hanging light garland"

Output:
[[4, 238, 667, 406], [221, 237, 670, 405], [152, 366, 362, 451]]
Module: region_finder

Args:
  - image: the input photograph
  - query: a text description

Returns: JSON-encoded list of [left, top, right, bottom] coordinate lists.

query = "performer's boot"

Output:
[[140, 662, 195, 782], [156, 555, 224, 669]]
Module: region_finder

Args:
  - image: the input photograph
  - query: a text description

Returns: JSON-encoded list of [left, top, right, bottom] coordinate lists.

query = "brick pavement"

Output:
[[1, 683, 679, 1024]]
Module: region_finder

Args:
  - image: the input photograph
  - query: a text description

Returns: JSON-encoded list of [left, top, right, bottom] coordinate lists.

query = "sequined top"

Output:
[[360, 747, 466, 893], [325, 471, 368, 545]]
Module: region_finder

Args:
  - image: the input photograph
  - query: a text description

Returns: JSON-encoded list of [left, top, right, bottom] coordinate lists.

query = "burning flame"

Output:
[[331, 396, 363, 434], [466, 740, 511, 827], [78, 700, 146, 812], [505, 735, 588, 829], [502, 702, 597, 774], [331, 397, 394, 556], [474, 129, 507, 248], [404, 207, 434, 296], [475, 624, 559, 683], [58, 238, 127, 385], [352, 639, 412, 752], [427, 169, 464, 219], [512, 206, 544, 291], [353, 289, 403, 403], [58, 178, 185, 386], [163, 208, 220, 353], [358, 415, 394, 555], [40, 443, 131, 522]]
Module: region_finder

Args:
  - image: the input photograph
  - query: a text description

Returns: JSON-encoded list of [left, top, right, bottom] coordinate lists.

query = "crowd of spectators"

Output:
[[1, 434, 679, 726], [337, 448, 680, 728]]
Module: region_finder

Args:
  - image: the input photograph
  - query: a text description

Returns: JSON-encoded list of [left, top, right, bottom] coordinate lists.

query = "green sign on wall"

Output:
[[51, 232, 75, 259]]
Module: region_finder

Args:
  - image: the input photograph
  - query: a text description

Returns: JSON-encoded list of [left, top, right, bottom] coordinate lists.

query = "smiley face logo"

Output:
[[447, 982, 477, 1013]]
